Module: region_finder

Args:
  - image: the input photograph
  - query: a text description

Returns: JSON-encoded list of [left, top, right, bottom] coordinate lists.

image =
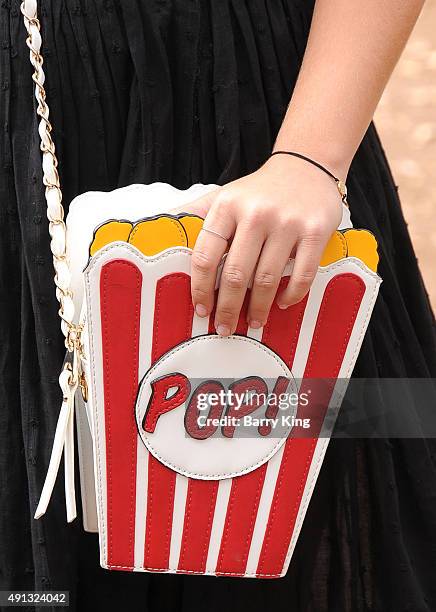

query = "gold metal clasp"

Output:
[[336, 179, 349, 208], [79, 371, 88, 403]]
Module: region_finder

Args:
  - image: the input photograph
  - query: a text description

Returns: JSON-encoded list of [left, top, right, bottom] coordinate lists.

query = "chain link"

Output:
[[21, 1, 83, 357]]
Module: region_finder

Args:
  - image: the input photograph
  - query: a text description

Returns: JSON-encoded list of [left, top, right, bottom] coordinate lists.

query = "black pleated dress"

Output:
[[1, 1, 436, 611]]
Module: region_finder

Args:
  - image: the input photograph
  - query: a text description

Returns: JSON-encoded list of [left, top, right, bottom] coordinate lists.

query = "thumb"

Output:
[[169, 187, 220, 218]]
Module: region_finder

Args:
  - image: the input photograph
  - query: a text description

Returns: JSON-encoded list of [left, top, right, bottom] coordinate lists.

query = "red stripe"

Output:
[[215, 464, 268, 576], [177, 480, 219, 573], [262, 277, 308, 367], [213, 285, 308, 575], [144, 273, 194, 570], [257, 273, 366, 576], [100, 259, 142, 569]]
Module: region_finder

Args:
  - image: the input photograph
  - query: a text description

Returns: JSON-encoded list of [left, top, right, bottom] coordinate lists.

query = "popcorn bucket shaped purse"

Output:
[[23, 0, 381, 579]]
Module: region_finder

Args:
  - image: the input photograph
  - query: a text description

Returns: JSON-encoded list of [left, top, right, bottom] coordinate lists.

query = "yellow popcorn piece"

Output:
[[343, 229, 379, 272], [318, 228, 379, 272], [177, 214, 204, 248], [127, 216, 188, 256], [89, 220, 133, 256], [320, 231, 348, 266]]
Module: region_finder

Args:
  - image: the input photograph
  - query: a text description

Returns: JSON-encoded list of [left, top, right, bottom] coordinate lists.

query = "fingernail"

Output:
[[249, 320, 263, 329], [278, 303, 289, 310], [216, 324, 230, 337], [195, 303, 208, 317]]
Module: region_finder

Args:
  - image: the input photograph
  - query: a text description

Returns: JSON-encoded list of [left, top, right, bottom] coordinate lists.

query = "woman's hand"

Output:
[[174, 0, 424, 338], [181, 154, 344, 336]]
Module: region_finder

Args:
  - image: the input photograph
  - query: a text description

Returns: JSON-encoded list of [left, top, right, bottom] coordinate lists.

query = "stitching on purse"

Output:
[[202, 484, 218, 571], [244, 466, 268, 568], [76, 399, 98, 532], [216, 482, 235, 572], [85, 270, 107, 565], [166, 470, 176, 566], [144, 464, 177, 568], [177, 481, 219, 572], [76, 402, 90, 526], [100, 272, 113, 558], [152, 273, 193, 362], [178, 481, 193, 569], [144, 455, 154, 564], [101, 260, 141, 567], [304, 275, 363, 382], [281, 440, 316, 567], [105, 562, 281, 577], [131, 267, 142, 563], [258, 438, 316, 573], [216, 463, 267, 575], [339, 233, 347, 258]]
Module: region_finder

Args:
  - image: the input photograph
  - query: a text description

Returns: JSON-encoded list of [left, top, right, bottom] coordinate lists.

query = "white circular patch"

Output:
[[135, 335, 298, 480]]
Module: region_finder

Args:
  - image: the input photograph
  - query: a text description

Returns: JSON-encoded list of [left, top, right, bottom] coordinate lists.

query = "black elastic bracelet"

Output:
[[270, 150, 348, 206]]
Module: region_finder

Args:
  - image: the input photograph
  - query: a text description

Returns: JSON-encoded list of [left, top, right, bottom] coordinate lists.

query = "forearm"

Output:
[[274, 0, 424, 177]]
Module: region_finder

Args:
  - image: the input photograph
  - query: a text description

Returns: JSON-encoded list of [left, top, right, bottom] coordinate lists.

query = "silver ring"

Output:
[[201, 227, 230, 242]]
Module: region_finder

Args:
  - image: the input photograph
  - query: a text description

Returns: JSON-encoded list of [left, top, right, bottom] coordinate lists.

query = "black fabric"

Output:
[[1, 1, 436, 611]]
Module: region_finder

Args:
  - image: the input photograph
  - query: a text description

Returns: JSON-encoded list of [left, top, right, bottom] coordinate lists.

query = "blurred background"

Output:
[[375, 0, 435, 309]]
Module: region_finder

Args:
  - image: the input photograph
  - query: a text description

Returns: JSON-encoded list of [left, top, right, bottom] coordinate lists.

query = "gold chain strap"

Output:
[[21, 1, 84, 363], [22, 1, 88, 522]]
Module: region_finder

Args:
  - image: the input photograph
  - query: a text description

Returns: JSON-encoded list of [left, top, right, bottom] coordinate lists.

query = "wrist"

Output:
[[273, 109, 357, 180], [272, 138, 353, 181], [265, 151, 349, 207]]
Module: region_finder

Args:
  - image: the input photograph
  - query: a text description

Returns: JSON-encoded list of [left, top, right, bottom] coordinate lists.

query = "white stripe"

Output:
[[169, 474, 189, 569], [205, 478, 232, 573], [133, 269, 157, 568], [133, 444, 149, 569], [191, 312, 210, 337], [291, 281, 329, 383], [244, 444, 285, 575], [84, 254, 109, 566], [247, 326, 263, 342]]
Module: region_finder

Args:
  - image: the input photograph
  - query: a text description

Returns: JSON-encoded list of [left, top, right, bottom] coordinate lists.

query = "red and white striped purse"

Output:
[[23, 0, 381, 579]]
